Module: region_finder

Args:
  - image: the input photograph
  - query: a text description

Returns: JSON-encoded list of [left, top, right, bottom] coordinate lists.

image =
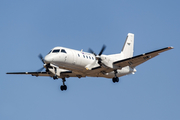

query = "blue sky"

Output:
[[1, 0, 180, 120]]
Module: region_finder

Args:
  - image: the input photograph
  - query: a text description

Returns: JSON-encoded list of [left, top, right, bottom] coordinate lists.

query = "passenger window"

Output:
[[83, 55, 85, 58], [52, 49, 60, 53], [78, 54, 80, 57], [89, 56, 91, 59], [86, 56, 88, 59], [92, 57, 94, 60], [61, 49, 66, 53]]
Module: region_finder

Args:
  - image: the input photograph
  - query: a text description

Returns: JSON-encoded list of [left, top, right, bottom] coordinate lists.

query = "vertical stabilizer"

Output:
[[121, 33, 134, 59]]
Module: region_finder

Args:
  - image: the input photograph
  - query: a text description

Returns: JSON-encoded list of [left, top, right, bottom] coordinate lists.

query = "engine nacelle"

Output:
[[100, 55, 113, 68], [47, 64, 68, 77], [105, 66, 136, 78]]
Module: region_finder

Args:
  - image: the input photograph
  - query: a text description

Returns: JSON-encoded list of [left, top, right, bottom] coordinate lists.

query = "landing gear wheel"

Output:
[[116, 77, 119, 82], [60, 85, 63, 91], [112, 78, 116, 83], [112, 70, 119, 83], [60, 85, 67, 91], [112, 77, 119, 83], [53, 75, 58, 80], [64, 85, 67, 90]]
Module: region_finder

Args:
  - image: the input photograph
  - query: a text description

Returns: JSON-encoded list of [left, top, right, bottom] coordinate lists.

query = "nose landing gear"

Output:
[[53, 75, 58, 80], [53, 67, 58, 80]]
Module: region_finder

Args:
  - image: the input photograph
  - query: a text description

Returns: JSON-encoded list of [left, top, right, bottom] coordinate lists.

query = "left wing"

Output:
[[113, 47, 173, 68], [84, 47, 173, 76], [86, 66, 114, 76]]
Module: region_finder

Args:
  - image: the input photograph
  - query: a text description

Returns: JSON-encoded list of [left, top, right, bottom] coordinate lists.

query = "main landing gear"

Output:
[[53, 75, 67, 91], [112, 70, 119, 83], [112, 77, 119, 83], [60, 78, 67, 91]]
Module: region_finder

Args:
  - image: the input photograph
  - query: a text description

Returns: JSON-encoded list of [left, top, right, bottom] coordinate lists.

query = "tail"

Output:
[[121, 33, 134, 59]]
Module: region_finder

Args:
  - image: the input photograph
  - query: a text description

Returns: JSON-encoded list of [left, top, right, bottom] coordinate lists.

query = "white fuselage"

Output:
[[44, 47, 136, 78], [6, 33, 173, 91]]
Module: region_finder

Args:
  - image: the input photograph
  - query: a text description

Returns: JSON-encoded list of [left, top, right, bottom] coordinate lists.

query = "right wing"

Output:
[[6, 71, 86, 78], [6, 72, 50, 77], [113, 47, 173, 68]]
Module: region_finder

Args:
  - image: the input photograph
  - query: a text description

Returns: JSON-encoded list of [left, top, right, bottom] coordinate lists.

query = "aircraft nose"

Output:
[[44, 55, 53, 63]]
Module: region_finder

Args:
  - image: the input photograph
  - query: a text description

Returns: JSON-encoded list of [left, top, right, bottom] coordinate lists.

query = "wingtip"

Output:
[[168, 46, 174, 49]]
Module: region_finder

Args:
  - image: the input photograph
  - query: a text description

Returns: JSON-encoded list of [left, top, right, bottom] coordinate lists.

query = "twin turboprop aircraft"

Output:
[[7, 33, 173, 91]]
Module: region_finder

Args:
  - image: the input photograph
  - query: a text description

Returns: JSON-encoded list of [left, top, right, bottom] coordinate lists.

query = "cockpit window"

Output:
[[52, 49, 60, 53], [61, 49, 66, 53]]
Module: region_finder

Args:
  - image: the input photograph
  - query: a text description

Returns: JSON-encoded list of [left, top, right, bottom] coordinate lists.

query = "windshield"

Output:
[[52, 49, 60, 53], [61, 49, 66, 53]]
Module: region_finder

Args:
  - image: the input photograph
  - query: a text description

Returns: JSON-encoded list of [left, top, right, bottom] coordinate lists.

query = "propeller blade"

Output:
[[99, 45, 106, 56], [38, 54, 45, 64], [37, 67, 45, 72], [88, 48, 97, 56]]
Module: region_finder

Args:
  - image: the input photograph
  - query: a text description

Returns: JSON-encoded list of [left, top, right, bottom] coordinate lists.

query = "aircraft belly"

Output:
[[95, 66, 134, 78]]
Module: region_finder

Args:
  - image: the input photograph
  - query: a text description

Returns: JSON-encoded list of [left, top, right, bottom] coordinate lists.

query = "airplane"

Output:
[[7, 33, 173, 91]]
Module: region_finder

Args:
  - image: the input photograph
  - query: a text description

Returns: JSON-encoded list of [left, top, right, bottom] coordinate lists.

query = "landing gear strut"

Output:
[[53, 68, 58, 80], [60, 78, 67, 91], [112, 70, 119, 83]]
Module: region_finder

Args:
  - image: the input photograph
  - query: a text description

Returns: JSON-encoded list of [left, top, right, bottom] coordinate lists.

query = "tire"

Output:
[[64, 85, 67, 90], [116, 77, 119, 82], [112, 78, 116, 83], [60, 85, 64, 91]]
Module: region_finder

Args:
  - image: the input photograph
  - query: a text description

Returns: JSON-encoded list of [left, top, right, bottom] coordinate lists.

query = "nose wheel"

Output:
[[60, 78, 67, 91], [53, 75, 58, 80]]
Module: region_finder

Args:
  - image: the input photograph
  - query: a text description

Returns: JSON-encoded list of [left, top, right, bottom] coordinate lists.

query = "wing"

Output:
[[6, 72, 50, 77], [6, 71, 86, 78], [113, 47, 173, 68], [86, 66, 113, 77]]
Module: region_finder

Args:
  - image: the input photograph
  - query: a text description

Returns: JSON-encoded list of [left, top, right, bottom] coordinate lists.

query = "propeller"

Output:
[[38, 54, 45, 64], [88, 49, 97, 56], [88, 45, 106, 57], [99, 45, 106, 56], [37, 54, 51, 72], [37, 67, 45, 72], [36, 54, 45, 72], [88, 45, 106, 65]]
